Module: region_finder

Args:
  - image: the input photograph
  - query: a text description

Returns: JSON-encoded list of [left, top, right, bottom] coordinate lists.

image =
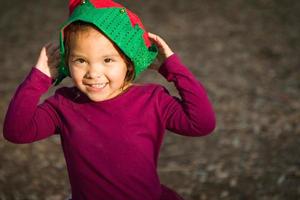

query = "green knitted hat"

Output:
[[54, 0, 158, 85]]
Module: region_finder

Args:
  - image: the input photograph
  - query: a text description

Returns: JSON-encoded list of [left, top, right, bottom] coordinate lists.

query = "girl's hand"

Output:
[[148, 33, 174, 70], [35, 42, 60, 79]]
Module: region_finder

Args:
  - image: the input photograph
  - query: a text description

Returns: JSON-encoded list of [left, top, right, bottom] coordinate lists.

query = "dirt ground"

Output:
[[0, 0, 300, 199]]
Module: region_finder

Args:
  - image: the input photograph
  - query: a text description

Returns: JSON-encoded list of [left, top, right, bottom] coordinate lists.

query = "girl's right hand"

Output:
[[148, 33, 174, 70], [35, 42, 60, 79]]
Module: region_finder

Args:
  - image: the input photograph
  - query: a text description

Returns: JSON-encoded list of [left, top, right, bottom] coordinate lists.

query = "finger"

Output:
[[148, 33, 167, 47], [54, 47, 60, 57], [148, 33, 162, 46], [53, 49, 61, 60], [54, 53, 61, 64], [47, 42, 59, 54], [45, 42, 53, 49], [148, 32, 157, 40], [148, 33, 174, 58], [52, 42, 60, 50], [148, 32, 161, 41], [49, 57, 61, 68]]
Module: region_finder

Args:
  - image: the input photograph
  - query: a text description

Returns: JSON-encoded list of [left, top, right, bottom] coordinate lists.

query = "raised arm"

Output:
[[3, 43, 61, 143], [149, 33, 216, 136]]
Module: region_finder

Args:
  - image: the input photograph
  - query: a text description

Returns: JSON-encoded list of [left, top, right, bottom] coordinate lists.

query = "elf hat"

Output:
[[55, 0, 158, 85]]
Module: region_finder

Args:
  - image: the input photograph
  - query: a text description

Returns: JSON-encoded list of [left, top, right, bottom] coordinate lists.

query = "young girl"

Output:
[[3, 0, 216, 199]]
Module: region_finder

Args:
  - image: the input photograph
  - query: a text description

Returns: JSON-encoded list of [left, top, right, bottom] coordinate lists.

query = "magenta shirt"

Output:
[[3, 54, 216, 200]]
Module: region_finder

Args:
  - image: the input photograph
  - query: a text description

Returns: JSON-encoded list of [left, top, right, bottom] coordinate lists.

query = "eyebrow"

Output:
[[69, 53, 85, 58], [103, 53, 121, 58], [69, 53, 120, 58]]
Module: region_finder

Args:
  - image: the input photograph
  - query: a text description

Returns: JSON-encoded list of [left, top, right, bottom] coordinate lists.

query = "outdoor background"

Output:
[[0, 0, 299, 199]]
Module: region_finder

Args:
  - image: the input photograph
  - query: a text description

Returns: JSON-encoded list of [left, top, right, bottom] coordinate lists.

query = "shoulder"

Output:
[[45, 86, 79, 105], [52, 86, 78, 99], [54, 86, 77, 96], [130, 83, 173, 106], [133, 83, 170, 96]]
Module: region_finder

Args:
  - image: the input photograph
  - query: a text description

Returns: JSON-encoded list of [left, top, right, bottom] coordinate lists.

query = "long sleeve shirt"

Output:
[[3, 54, 216, 200]]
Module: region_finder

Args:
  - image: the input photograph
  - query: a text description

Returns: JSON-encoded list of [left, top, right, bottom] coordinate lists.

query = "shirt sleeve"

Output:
[[3, 67, 61, 144], [157, 54, 216, 136]]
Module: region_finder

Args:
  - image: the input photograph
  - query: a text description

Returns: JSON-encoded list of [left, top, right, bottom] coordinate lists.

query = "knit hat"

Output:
[[55, 0, 158, 85]]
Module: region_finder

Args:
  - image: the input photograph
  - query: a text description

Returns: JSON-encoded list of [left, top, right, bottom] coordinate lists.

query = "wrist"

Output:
[[34, 65, 51, 78], [164, 51, 174, 59], [28, 67, 54, 90]]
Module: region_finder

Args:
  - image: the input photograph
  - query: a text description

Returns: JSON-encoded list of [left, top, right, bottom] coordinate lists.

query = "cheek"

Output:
[[110, 64, 128, 79], [70, 67, 85, 83]]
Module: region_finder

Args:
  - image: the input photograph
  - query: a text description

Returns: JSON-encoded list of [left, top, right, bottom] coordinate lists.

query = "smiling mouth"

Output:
[[85, 82, 108, 91], [90, 83, 107, 89]]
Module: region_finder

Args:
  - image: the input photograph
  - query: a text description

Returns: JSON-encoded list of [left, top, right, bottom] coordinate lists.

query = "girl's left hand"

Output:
[[148, 33, 174, 70], [35, 42, 60, 79]]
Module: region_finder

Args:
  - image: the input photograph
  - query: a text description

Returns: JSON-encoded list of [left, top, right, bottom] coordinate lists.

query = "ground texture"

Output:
[[0, 0, 299, 199]]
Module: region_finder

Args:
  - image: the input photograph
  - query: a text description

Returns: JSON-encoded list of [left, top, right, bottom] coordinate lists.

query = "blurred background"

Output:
[[0, 0, 299, 199]]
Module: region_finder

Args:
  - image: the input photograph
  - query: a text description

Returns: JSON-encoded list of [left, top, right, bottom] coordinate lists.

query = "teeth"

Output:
[[91, 83, 107, 89]]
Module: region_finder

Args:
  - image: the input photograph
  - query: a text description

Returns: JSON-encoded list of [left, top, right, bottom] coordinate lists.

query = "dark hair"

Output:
[[64, 21, 135, 83]]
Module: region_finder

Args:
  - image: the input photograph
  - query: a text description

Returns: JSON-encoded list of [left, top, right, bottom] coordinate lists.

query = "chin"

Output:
[[86, 94, 108, 102]]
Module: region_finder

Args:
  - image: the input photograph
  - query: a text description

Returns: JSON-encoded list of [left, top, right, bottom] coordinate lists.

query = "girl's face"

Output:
[[68, 27, 129, 102]]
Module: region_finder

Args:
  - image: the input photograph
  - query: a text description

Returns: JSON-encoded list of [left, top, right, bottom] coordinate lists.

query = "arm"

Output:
[[3, 43, 61, 143], [148, 33, 216, 136], [158, 54, 216, 136]]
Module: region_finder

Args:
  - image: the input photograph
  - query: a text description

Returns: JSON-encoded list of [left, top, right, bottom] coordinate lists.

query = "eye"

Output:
[[104, 58, 113, 63], [75, 58, 86, 64]]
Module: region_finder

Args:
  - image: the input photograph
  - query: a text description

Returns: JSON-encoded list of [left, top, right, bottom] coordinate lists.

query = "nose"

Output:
[[85, 64, 103, 79], [85, 71, 102, 79]]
